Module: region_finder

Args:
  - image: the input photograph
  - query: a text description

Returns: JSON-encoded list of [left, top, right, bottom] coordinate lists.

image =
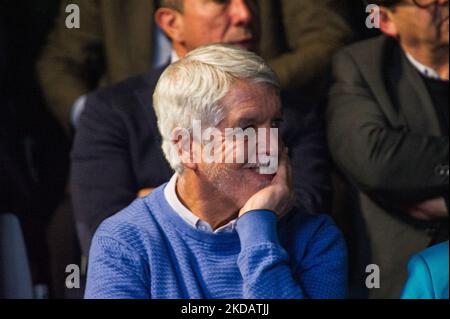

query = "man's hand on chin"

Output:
[[238, 148, 296, 219]]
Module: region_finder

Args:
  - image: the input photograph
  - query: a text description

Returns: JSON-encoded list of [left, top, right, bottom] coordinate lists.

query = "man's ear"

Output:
[[379, 7, 399, 38], [155, 7, 184, 43], [171, 128, 197, 171]]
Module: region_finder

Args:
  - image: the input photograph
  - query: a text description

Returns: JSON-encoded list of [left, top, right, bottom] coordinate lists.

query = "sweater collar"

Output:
[[164, 174, 237, 234]]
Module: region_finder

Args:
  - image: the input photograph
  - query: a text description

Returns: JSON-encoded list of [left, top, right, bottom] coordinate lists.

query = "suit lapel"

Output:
[[368, 37, 442, 136], [398, 51, 442, 136], [363, 38, 402, 125]]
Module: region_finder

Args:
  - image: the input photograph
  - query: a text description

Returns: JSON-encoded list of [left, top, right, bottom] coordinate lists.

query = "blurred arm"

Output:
[[268, 0, 352, 90], [37, 0, 103, 132]]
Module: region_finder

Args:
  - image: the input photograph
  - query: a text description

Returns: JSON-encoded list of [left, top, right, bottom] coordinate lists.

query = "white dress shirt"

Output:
[[406, 52, 442, 80], [164, 174, 237, 234]]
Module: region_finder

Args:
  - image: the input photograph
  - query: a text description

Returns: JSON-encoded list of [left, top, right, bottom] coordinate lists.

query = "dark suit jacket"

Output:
[[37, 0, 352, 131], [71, 66, 332, 255], [327, 35, 449, 298]]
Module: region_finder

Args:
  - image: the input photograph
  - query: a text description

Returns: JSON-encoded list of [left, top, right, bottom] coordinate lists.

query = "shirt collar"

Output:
[[171, 50, 180, 64], [405, 52, 442, 80], [164, 174, 237, 234]]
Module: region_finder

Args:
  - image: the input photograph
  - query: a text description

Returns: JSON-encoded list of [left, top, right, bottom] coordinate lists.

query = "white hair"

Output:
[[153, 44, 280, 173]]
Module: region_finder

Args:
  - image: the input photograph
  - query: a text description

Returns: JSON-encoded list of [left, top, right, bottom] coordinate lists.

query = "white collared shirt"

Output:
[[164, 174, 237, 234], [171, 50, 180, 64], [406, 52, 442, 80]]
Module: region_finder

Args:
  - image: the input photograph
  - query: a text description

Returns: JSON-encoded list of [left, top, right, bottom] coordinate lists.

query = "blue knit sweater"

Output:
[[85, 185, 348, 299]]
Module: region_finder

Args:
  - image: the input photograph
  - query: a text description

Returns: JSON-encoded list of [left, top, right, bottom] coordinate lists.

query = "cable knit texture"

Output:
[[85, 184, 348, 299]]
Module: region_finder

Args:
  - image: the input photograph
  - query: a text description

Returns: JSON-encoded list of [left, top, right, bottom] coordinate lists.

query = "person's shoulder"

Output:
[[415, 241, 449, 275], [93, 185, 169, 244], [92, 197, 158, 253], [95, 198, 149, 235], [332, 35, 394, 71], [86, 74, 148, 106], [85, 65, 167, 112], [336, 35, 388, 58]]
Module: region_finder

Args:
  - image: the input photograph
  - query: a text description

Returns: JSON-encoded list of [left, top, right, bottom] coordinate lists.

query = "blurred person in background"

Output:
[[327, 0, 449, 298], [401, 241, 449, 299], [37, 0, 352, 132], [0, 1, 71, 298]]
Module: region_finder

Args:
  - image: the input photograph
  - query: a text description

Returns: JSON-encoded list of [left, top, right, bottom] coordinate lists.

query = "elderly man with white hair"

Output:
[[85, 45, 347, 299]]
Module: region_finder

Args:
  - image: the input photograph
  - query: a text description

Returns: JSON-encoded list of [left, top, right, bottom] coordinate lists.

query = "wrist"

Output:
[[236, 210, 279, 249]]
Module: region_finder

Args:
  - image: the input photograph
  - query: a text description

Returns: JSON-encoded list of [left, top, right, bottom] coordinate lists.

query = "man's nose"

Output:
[[229, 0, 254, 25]]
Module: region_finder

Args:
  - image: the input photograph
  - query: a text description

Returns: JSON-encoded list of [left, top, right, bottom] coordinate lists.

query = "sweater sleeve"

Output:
[[236, 210, 305, 299], [85, 233, 151, 299], [236, 211, 348, 299], [293, 216, 348, 299]]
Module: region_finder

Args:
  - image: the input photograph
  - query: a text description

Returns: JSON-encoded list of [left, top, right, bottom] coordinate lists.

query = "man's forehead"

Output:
[[224, 80, 279, 102], [222, 81, 281, 119]]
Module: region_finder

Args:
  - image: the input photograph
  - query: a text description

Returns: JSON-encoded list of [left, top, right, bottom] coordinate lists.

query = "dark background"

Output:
[[0, 0, 69, 286]]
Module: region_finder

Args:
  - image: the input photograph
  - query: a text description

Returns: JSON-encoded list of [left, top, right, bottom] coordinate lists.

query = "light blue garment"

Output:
[[401, 241, 449, 299], [85, 184, 348, 299], [152, 25, 172, 68]]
